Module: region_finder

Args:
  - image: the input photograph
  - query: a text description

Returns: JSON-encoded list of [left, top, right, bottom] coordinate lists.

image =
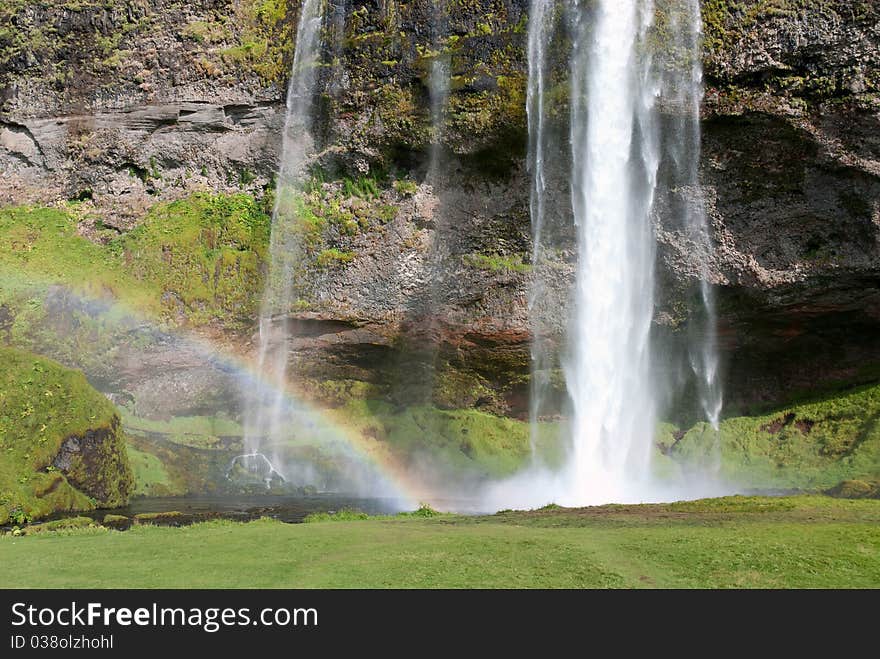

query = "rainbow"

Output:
[[181, 333, 431, 509], [2, 272, 431, 509]]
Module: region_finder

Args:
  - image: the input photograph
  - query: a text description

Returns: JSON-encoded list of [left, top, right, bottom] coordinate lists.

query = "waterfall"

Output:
[[240, 0, 325, 477], [526, 0, 555, 455], [497, 0, 724, 507], [429, 0, 450, 180], [667, 0, 724, 430], [563, 0, 660, 501]]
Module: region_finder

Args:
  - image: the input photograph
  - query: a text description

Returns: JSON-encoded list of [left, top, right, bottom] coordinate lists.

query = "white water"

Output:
[[485, 0, 725, 509], [429, 1, 450, 178], [564, 0, 660, 502], [241, 0, 324, 472], [526, 0, 555, 455], [670, 0, 724, 430]]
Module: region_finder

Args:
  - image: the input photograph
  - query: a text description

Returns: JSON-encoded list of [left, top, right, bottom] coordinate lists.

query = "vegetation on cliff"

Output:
[[0, 0, 296, 109], [701, 0, 878, 112], [0, 0, 876, 512], [0, 194, 270, 339]]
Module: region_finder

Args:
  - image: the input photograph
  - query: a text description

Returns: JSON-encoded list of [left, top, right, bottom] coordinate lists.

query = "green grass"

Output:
[[342, 175, 381, 200], [125, 446, 173, 497], [0, 347, 132, 524], [334, 400, 560, 479], [2, 496, 877, 588], [668, 381, 880, 490], [119, 194, 270, 327], [464, 252, 532, 274]]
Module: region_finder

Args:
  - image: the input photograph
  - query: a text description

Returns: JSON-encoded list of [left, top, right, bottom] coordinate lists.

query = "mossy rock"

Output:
[[102, 513, 131, 530], [669, 381, 880, 491], [23, 516, 99, 535], [0, 347, 134, 525], [826, 480, 880, 500], [133, 511, 184, 526], [125, 433, 238, 498]]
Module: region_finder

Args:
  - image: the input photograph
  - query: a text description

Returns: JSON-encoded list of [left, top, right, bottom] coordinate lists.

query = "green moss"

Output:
[[134, 511, 183, 525], [0, 347, 132, 524], [464, 252, 532, 274], [0, 0, 150, 80], [125, 446, 174, 497], [316, 248, 355, 268], [220, 0, 295, 85], [180, 20, 230, 45], [0, 194, 271, 336], [120, 193, 271, 328], [309, 379, 379, 408], [24, 516, 97, 535], [699, 0, 875, 102], [670, 381, 880, 490], [432, 368, 497, 410], [333, 1, 529, 165], [826, 479, 880, 499], [338, 399, 546, 479]]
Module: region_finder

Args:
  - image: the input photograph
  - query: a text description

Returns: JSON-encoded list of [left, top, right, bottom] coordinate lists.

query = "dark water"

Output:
[[53, 495, 413, 528]]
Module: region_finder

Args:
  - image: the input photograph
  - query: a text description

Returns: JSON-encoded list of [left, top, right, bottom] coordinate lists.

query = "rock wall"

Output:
[[1, 0, 878, 417]]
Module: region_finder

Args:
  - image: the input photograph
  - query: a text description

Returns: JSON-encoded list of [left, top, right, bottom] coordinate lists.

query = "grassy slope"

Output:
[[0, 196, 270, 498], [665, 382, 880, 490], [0, 347, 130, 524], [0, 194, 269, 337], [1, 496, 877, 588]]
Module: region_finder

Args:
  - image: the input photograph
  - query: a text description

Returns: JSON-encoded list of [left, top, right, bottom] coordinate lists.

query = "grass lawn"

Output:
[[2, 496, 878, 588]]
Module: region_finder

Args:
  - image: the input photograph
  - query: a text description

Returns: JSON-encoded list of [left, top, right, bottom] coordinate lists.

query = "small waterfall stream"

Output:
[[240, 0, 325, 480]]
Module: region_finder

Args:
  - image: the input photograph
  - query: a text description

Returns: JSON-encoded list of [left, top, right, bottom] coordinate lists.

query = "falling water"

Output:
[[241, 0, 325, 476], [664, 0, 723, 430], [526, 0, 555, 456], [497, 0, 724, 507], [563, 0, 660, 501], [428, 1, 450, 178]]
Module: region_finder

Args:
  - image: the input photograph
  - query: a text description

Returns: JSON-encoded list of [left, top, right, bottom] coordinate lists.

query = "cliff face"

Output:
[[697, 1, 880, 407], [1, 0, 878, 417], [0, 0, 290, 227]]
